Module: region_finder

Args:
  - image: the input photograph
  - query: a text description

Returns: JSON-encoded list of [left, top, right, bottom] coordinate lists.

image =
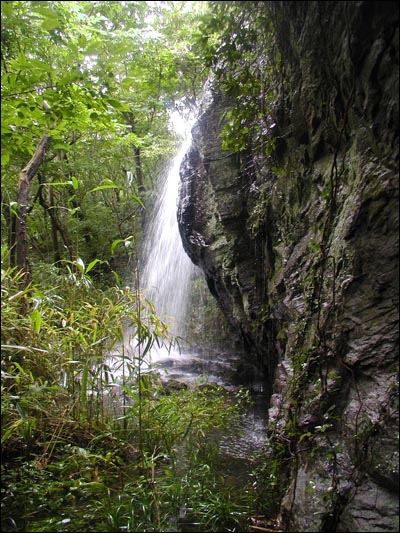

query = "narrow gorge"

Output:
[[177, 2, 399, 531]]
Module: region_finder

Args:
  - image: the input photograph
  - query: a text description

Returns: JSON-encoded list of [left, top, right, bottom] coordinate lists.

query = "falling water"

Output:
[[136, 114, 243, 387], [140, 115, 199, 340], [113, 112, 269, 464]]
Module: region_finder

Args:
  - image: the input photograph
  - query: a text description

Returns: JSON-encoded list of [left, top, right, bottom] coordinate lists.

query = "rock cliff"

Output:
[[178, 1, 398, 531]]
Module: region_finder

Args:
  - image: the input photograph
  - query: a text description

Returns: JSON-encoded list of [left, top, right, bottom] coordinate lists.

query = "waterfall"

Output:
[[140, 115, 199, 343]]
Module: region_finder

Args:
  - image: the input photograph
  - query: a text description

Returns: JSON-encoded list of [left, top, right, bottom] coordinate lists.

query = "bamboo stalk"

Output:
[[249, 525, 282, 532]]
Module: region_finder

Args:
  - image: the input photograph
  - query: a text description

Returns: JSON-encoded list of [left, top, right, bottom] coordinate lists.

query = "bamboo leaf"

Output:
[[120, 385, 139, 402], [71, 176, 79, 190], [111, 238, 129, 255], [8, 290, 29, 302], [13, 362, 28, 375], [42, 181, 73, 187], [16, 402, 26, 418], [89, 179, 123, 193], [112, 270, 121, 287], [30, 309, 42, 333], [85, 258, 103, 274], [1, 345, 48, 354], [130, 193, 145, 208], [140, 335, 154, 358], [1, 420, 23, 444]]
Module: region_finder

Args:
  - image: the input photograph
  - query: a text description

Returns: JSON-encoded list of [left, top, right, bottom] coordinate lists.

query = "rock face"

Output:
[[179, 87, 275, 383], [178, 1, 398, 532]]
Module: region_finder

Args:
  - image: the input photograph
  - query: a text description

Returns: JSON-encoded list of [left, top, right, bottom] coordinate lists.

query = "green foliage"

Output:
[[1, 1, 210, 281], [198, 1, 280, 155], [1, 246, 168, 441], [1, 246, 257, 533]]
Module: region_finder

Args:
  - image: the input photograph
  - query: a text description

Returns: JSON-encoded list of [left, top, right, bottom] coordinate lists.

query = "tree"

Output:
[[1, 0, 210, 288], [15, 135, 52, 285], [2, 1, 122, 283]]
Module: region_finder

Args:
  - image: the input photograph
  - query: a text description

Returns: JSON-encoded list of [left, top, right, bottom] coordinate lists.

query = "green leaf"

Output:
[[85, 259, 103, 274], [111, 239, 126, 255], [71, 176, 79, 190], [32, 6, 59, 19], [299, 431, 312, 443], [130, 193, 145, 208], [41, 18, 60, 31], [107, 98, 124, 109], [52, 142, 72, 151], [89, 180, 123, 193], [27, 59, 51, 72], [30, 309, 42, 334], [1, 153, 10, 166], [84, 41, 102, 55], [2, 2, 13, 17]]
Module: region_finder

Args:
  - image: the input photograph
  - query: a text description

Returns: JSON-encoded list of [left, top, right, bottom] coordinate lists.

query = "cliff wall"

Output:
[[178, 1, 398, 531]]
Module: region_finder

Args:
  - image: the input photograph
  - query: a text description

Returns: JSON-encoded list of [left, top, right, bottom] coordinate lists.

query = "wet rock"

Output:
[[161, 379, 188, 394], [178, 1, 399, 531]]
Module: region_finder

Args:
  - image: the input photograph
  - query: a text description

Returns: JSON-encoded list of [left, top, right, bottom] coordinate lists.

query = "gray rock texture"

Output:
[[178, 1, 398, 531]]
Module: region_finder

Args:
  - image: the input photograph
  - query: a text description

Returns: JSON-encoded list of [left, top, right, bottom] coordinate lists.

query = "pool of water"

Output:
[[108, 344, 269, 461], [149, 346, 269, 464]]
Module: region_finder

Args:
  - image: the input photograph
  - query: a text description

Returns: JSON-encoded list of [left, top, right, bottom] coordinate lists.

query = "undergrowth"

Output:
[[1, 247, 258, 532]]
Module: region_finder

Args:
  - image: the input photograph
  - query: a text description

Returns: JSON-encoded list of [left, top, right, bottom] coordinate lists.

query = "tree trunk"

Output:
[[134, 147, 145, 192], [16, 135, 51, 286], [49, 185, 61, 264], [37, 174, 74, 263]]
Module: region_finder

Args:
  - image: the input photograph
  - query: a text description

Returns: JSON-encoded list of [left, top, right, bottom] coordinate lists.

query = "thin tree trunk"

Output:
[[16, 135, 51, 286], [4, 203, 17, 267], [134, 147, 145, 192], [37, 174, 74, 263], [10, 213, 17, 267], [49, 185, 61, 263]]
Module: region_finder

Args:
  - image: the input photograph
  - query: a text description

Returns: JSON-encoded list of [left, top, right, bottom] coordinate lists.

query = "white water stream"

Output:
[[110, 114, 238, 384], [140, 117, 199, 340], [137, 116, 243, 390], [109, 112, 268, 461]]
